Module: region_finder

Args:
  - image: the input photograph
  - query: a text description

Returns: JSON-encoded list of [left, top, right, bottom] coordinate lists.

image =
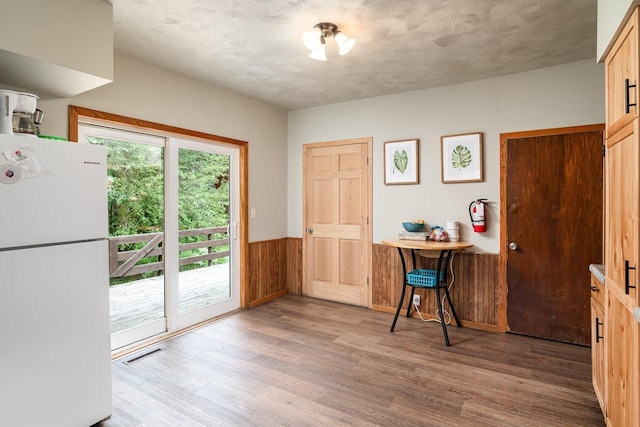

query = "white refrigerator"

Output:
[[0, 135, 112, 426]]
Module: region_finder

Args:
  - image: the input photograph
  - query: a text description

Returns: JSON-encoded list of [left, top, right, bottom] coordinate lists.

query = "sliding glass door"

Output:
[[80, 125, 240, 350], [167, 137, 240, 330]]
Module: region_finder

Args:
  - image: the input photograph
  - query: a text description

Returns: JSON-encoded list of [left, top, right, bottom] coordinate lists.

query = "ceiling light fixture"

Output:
[[302, 22, 356, 61]]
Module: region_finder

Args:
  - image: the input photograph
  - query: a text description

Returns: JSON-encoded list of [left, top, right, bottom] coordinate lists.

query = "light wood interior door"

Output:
[[303, 138, 371, 307]]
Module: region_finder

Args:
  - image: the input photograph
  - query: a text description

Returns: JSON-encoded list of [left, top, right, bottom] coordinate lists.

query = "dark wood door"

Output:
[[505, 128, 603, 345]]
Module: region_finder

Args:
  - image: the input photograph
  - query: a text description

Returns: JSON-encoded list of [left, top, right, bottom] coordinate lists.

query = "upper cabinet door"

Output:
[[606, 8, 639, 138]]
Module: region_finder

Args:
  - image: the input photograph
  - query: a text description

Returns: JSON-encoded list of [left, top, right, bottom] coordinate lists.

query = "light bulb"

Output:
[[302, 28, 322, 51], [309, 44, 327, 61], [335, 32, 355, 55]]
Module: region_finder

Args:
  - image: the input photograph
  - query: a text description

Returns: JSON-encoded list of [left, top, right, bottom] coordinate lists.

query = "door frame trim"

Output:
[[302, 137, 373, 308], [499, 124, 605, 332]]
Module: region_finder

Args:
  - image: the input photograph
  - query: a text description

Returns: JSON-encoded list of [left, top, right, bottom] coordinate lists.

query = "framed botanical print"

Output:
[[384, 139, 419, 185], [441, 132, 483, 183]]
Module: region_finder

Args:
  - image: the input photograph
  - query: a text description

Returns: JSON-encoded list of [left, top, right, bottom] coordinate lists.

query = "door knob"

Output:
[[509, 242, 518, 251], [306, 227, 313, 234]]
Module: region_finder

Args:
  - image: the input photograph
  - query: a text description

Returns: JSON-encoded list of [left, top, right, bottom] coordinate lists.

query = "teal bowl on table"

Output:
[[402, 222, 424, 232]]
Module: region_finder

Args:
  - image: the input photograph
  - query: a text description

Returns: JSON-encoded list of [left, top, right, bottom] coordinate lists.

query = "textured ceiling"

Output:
[[110, 0, 598, 111]]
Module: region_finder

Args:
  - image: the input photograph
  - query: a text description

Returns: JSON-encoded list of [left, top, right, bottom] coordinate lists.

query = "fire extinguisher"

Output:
[[469, 199, 489, 232]]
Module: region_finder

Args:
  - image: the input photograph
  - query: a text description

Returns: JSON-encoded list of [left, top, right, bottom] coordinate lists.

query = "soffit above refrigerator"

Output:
[[0, 0, 113, 98]]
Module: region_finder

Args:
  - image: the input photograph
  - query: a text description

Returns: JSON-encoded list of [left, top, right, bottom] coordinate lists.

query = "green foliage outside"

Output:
[[88, 137, 230, 285]]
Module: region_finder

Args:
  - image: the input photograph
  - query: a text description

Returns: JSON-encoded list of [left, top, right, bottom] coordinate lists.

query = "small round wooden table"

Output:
[[382, 239, 473, 346]]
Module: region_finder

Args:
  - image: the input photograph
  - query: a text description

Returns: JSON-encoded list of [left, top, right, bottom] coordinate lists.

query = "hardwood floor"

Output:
[[98, 295, 604, 426]]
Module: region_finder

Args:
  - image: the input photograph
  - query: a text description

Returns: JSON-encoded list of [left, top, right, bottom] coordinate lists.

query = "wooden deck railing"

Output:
[[108, 226, 229, 278]]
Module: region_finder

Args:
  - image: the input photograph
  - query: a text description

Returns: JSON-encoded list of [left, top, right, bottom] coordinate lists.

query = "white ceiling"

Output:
[[110, 0, 598, 111]]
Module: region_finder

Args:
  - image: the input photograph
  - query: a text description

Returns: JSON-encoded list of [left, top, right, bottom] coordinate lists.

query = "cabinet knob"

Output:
[[508, 242, 518, 251]]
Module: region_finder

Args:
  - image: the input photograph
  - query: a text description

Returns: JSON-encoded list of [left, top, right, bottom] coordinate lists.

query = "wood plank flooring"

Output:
[[97, 295, 604, 426]]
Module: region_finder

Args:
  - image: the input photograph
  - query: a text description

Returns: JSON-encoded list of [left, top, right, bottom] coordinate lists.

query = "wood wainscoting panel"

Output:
[[248, 239, 498, 329], [247, 239, 288, 307], [451, 252, 499, 327], [286, 238, 303, 295], [247, 238, 303, 308], [372, 243, 403, 308], [372, 243, 499, 330]]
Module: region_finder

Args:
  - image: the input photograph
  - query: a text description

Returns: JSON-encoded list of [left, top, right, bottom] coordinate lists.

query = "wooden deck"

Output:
[[109, 263, 230, 333]]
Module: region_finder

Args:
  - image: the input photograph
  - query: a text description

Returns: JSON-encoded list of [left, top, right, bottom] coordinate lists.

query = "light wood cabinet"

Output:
[[590, 275, 605, 412], [603, 6, 640, 426], [606, 8, 638, 138], [605, 120, 638, 304], [605, 290, 639, 426]]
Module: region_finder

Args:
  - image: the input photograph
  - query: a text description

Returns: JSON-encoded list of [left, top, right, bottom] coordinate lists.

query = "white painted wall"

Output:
[[287, 59, 604, 253], [597, 0, 637, 61], [37, 52, 288, 242]]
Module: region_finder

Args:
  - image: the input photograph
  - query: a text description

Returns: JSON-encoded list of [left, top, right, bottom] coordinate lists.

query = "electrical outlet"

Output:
[[413, 295, 420, 305]]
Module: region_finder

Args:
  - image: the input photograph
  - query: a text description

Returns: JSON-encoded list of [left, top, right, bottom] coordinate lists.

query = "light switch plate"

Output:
[[634, 307, 640, 323]]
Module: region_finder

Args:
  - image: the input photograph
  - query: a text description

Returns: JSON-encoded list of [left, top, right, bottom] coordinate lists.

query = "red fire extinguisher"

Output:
[[469, 199, 489, 232]]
